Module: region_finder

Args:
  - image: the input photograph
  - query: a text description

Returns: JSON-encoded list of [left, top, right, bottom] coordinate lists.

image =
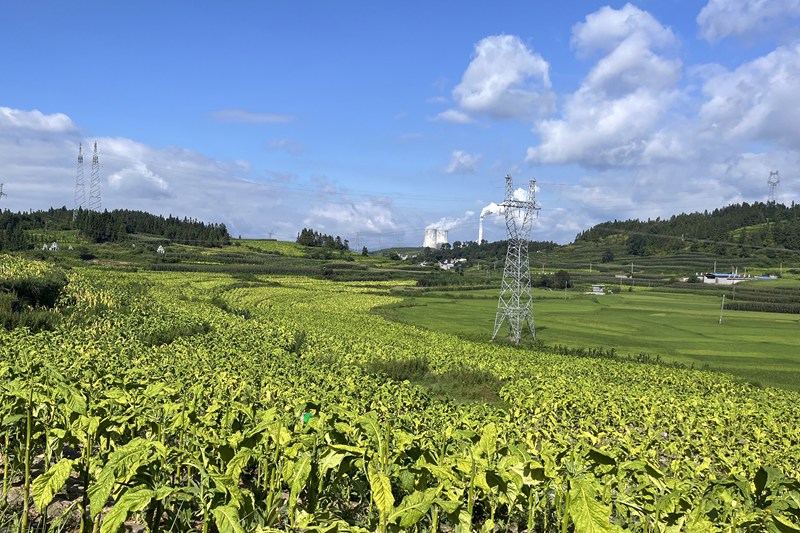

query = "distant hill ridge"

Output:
[[575, 201, 800, 257], [0, 206, 230, 250]]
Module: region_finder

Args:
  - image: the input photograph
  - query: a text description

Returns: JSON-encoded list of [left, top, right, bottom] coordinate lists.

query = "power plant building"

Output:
[[423, 228, 449, 248]]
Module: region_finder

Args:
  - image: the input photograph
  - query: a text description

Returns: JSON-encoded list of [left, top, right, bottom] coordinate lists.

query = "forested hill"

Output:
[[575, 202, 800, 256], [0, 207, 230, 250]]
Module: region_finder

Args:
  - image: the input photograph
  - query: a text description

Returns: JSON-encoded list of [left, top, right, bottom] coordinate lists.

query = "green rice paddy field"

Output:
[[378, 284, 800, 392]]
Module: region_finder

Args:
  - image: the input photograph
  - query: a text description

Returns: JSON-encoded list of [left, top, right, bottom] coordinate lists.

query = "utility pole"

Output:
[[719, 294, 726, 325], [492, 175, 540, 343]]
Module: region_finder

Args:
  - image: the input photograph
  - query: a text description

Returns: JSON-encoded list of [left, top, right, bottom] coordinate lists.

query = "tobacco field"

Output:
[[1, 255, 799, 532]]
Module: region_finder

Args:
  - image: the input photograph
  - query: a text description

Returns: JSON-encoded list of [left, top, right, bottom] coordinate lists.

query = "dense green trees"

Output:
[[419, 239, 559, 264], [577, 202, 800, 256], [0, 207, 230, 249], [295, 228, 350, 251]]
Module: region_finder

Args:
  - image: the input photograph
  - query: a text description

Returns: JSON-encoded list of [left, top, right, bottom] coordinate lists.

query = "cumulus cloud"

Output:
[[426, 210, 475, 231], [308, 195, 399, 234], [107, 163, 171, 199], [698, 0, 800, 43], [527, 4, 681, 168], [452, 35, 554, 120], [211, 109, 297, 123], [0, 106, 76, 133], [571, 3, 677, 55], [698, 43, 800, 146], [444, 150, 480, 174]]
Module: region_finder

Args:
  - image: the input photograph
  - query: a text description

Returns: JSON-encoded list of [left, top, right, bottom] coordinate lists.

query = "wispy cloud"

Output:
[[431, 109, 473, 124], [267, 139, 305, 155], [445, 150, 480, 174]]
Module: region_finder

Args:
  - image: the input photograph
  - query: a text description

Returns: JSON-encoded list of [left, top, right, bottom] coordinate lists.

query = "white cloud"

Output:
[[107, 163, 171, 199], [308, 196, 399, 233], [698, 0, 800, 43], [527, 4, 681, 168], [571, 3, 677, 56], [0, 106, 76, 133], [211, 109, 297, 123], [445, 150, 480, 174], [426, 210, 475, 231], [452, 35, 554, 120], [698, 43, 800, 146], [432, 109, 473, 124]]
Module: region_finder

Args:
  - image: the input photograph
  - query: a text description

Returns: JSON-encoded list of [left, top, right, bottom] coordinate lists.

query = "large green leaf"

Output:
[[389, 487, 439, 528], [57, 382, 87, 415], [212, 504, 246, 533], [287, 454, 312, 516], [476, 422, 497, 459], [772, 515, 800, 533], [568, 476, 624, 533], [99, 485, 153, 533], [368, 462, 395, 522], [32, 458, 75, 512], [89, 438, 162, 518]]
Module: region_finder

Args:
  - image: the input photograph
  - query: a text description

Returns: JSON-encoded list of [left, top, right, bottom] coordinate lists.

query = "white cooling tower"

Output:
[[423, 228, 449, 248], [437, 229, 448, 246], [423, 228, 438, 248]]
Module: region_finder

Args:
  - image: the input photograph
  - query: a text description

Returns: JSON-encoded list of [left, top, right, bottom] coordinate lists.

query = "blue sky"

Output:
[[2, 1, 799, 248]]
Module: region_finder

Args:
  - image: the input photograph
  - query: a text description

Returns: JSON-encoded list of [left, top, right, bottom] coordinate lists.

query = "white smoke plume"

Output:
[[481, 187, 535, 218], [426, 210, 475, 230], [480, 202, 504, 218]]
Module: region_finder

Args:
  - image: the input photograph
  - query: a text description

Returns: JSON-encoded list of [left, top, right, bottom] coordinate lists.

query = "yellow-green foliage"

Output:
[[236, 239, 309, 256], [0, 253, 54, 278], [0, 268, 798, 532]]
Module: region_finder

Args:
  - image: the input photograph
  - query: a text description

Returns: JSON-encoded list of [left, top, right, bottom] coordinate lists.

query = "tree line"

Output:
[[576, 201, 800, 257], [417, 239, 559, 263], [0, 207, 230, 250], [295, 228, 350, 251]]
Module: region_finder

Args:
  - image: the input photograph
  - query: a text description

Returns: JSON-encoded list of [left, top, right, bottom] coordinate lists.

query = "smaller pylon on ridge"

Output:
[[767, 170, 780, 204], [88, 141, 102, 211], [73, 143, 86, 219]]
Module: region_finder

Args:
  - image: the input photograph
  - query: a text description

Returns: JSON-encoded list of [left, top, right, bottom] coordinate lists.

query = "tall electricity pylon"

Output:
[[0, 183, 7, 201], [88, 141, 102, 211], [492, 175, 540, 343], [73, 143, 86, 219], [767, 170, 780, 204]]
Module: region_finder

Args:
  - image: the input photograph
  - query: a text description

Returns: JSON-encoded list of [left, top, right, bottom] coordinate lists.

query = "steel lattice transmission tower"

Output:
[[73, 143, 86, 219], [88, 141, 102, 211], [492, 175, 540, 343], [767, 170, 780, 203]]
